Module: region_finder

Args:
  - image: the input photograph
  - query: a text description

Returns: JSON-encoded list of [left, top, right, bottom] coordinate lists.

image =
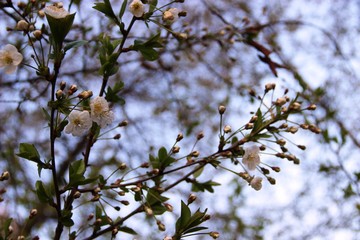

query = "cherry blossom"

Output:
[[65, 111, 92, 136], [0, 44, 23, 74]]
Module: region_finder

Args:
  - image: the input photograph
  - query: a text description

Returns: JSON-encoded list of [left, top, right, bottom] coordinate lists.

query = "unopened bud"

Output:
[[259, 145, 266, 151], [176, 133, 184, 142], [287, 126, 298, 134], [118, 120, 128, 127], [279, 123, 288, 129], [74, 191, 81, 199], [172, 146, 180, 153], [152, 168, 160, 175], [17, 20, 29, 31], [113, 133, 121, 139], [120, 200, 129, 206], [68, 84, 77, 95], [33, 30, 42, 39], [59, 81, 66, 90], [275, 152, 286, 158], [118, 163, 126, 170], [267, 176, 276, 185], [290, 102, 302, 111], [202, 214, 211, 221], [157, 221, 166, 231], [196, 131, 204, 140], [8, 225, 13, 234], [77, 90, 93, 99], [187, 193, 197, 204], [265, 83, 276, 92], [248, 89, 256, 97], [249, 115, 258, 123], [56, 89, 64, 99], [271, 166, 281, 172], [300, 123, 309, 129], [164, 203, 173, 212], [245, 123, 253, 129], [218, 105, 226, 114], [112, 228, 118, 236], [29, 209, 38, 218], [275, 97, 287, 106], [140, 162, 150, 168], [297, 145, 306, 150], [191, 151, 200, 157], [94, 187, 101, 194], [17, 236, 25, 240], [95, 218, 102, 225], [209, 231, 220, 239], [0, 171, 10, 181], [276, 139, 286, 146], [223, 125, 231, 133], [144, 206, 153, 216], [307, 104, 317, 110]]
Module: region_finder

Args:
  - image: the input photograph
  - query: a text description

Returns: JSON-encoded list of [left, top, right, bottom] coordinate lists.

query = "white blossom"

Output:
[[90, 96, 114, 128], [0, 44, 23, 74], [129, 0, 145, 17], [44, 4, 69, 19], [242, 145, 260, 170], [65, 111, 92, 136], [250, 177, 263, 191]]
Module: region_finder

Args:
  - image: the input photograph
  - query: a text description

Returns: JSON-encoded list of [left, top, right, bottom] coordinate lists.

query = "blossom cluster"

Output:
[[65, 96, 114, 136]]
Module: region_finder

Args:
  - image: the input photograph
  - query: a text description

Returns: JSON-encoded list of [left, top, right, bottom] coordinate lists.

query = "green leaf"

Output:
[[158, 147, 168, 162], [119, 226, 137, 235], [67, 159, 97, 188], [175, 201, 191, 233], [60, 209, 74, 227], [149, 154, 159, 169], [144, 0, 157, 18], [193, 166, 204, 178], [192, 180, 220, 193], [106, 81, 125, 104], [251, 108, 263, 134], [119, 0, 128, 19], [17, 143, 41, 162], [35, 181, 52, 203], [146, 188, 169, 206], [93, 0, 119, 24], [42, 107, 51, 122], [132, 33, 163, 61], [183, 226, 208, 235], [64, 40, 88, 52], [157, 146, 175, 170]]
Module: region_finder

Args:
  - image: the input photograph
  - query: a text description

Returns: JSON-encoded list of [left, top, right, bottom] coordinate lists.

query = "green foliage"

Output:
[[66, 159, 98, 189], [93, 0, 120, 25], [16, 143, 41, 162], [149, 146, 176, 171], [132, 33, 163, 61], [174, 201, 209, 239], [35, 180, 53, 204], [105, 81, 125, 104], [64, 40, 88, 52], [146, 188, 169, 215], [191, 180, 221, 193]]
